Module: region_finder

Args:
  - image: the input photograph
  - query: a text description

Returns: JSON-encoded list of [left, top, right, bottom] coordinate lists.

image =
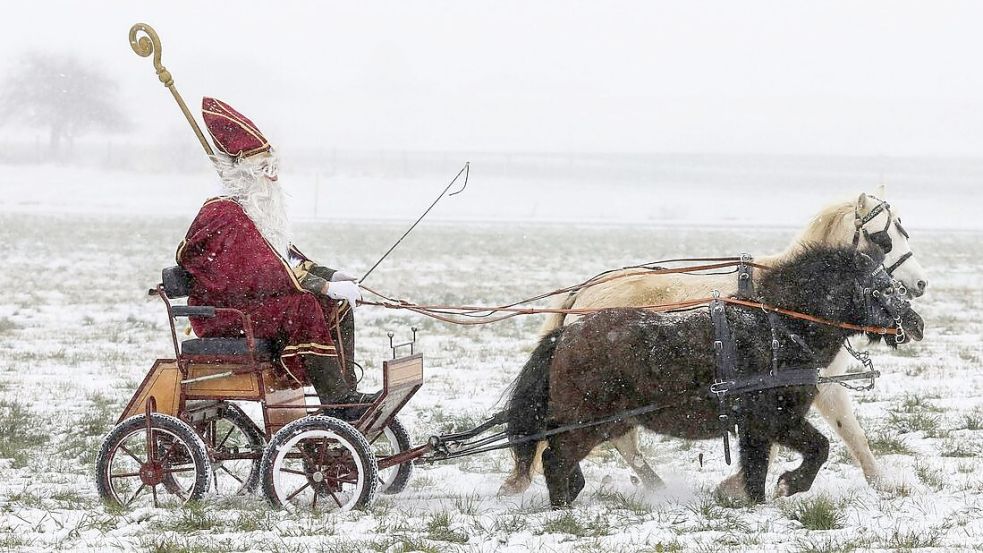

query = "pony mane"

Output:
[[793, 200, 855, 246], [755, 243, 884, 310]]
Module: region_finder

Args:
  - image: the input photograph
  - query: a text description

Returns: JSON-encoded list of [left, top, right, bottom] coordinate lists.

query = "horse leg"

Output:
[[814, 349, 882, 485], [498, 440, 545, 496], [773, 420, 830, 498], [612, 429, 664, 490], [543, 431, 599, 508], [736, 430, 771, 503]]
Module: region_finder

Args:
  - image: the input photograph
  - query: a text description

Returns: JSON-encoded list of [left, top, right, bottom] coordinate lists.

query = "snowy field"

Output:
[[0, 204, 981, 552]]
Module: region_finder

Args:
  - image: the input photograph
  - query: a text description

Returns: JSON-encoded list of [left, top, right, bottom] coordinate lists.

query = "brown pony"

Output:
[[503, 245, 923, 507], [500, 187, 929, 496]]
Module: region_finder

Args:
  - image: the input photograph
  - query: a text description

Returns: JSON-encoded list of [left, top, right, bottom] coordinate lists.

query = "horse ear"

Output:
[[856, 193, 868, 213], [874, 183, 887, 199], [855, 248, 884, 271]]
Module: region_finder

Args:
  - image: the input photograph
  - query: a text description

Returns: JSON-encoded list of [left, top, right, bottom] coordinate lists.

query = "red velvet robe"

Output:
[[176, 197, 337, 384]]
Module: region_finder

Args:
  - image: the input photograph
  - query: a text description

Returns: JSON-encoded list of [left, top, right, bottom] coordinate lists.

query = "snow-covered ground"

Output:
[[0, 186, 981, 552]]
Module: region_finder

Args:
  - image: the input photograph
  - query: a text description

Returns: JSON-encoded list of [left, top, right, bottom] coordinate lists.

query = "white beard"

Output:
[[211, 153, 290, 259]]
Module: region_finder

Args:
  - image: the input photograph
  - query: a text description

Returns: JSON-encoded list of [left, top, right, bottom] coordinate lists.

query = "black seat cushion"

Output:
[[181, 337, 274, 358], [162, 266, 194, 298]]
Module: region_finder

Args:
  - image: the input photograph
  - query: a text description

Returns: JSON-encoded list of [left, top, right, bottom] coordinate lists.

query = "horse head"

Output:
[[853, 250, 925, 346], [758, 245, 924, 346], [852, 187, 928, 298]]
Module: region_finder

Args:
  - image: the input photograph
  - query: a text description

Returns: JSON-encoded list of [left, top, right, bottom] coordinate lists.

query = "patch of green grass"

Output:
[[795, 534, 873, 553], [962, 411, 983, 431], [895, 393, 943, 413], [0, 532, 35, 549], [229, 509, 277, 533], [57, 393, 119, 469], [634, 541, 685, 553], [0, 399, 49, 468], [426, 512, 469, 544], [888, 410, 941, 435], [538, 512, 611, 538], [50, 488, 88, 509], [493, 513, 527, 533], [914, 462, 945, 491], [153, 502, 222, 533], [452, 492, 483, 516], [884, 526, 943, 550], [385, 538, 444, 553], [6, 487, 45, 509], [940, 438, 979, 458], [867, 432, 914, 456], [138, 536, 243, 553], [781, 495, 845, 530], [686, 496, 752, 533]]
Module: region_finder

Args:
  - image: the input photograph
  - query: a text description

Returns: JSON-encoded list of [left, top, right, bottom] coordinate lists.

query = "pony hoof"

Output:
[[714, 475, 747, 501], [714, 480, 749, 502], [497, 477, 531, 496], [774, 479, 791, 498]]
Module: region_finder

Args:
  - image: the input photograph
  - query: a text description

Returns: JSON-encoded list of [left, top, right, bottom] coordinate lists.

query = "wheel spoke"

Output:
[[160, 466, 195, 475], [151, 485, 159, 508], [218, 465, 245, 484], [124, 484, 146, 506], [110, 471, 142, 479], [285, 481, 311, 502], [327, 488, 344, 508], [118, 445, 146, 465], [317, 438, 329, 466], [171, 482, 189, 502], [297, 442, 318, 466], [215, 425, 237, 451], [279, 467, 309, 477], [157, 440, 182, 465]]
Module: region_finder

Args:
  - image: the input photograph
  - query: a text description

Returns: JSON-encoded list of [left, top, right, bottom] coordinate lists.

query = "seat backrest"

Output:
[[162, 266, 194, 298]]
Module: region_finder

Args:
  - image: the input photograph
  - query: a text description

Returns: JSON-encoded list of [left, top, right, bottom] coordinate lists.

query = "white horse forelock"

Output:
[[791, 194, 928, 293]]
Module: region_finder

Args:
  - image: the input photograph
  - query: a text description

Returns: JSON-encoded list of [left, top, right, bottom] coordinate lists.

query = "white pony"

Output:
[[499, 185, 928, 497]]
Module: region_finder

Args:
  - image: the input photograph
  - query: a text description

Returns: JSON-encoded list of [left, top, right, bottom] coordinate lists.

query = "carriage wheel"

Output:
[[95, 413, 211, 508], [193, 403, 265, 495], [260, 415, 377, 512], [370, 417, 413, 495]]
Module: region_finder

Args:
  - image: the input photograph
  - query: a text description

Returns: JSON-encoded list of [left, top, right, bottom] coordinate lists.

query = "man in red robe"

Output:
[[177, 97, 367, 404]]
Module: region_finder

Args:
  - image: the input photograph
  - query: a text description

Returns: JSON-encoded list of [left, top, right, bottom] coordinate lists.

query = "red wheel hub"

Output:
[[139, 461, 165, 486]]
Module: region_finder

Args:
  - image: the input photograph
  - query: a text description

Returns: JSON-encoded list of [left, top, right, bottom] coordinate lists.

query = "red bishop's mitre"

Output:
[[201, 97, 271, 158]]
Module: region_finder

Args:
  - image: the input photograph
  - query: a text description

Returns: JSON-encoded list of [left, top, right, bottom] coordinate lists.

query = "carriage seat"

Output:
[[162, 266, 274, 361], [180, 337, 274, 358]]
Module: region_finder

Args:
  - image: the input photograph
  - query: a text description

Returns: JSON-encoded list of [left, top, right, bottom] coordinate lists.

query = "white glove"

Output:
[[325, 280, 362, 307], [330, 270, 358, 282]]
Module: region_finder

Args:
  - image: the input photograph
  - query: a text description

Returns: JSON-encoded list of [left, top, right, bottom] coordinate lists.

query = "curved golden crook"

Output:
[[129, 22, 214, 156]]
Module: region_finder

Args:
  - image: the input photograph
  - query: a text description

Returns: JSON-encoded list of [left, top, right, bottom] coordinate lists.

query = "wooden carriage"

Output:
[[95, 267, 425, 512]]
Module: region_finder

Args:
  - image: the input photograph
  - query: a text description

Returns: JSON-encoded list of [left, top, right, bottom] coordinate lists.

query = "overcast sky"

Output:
[[2, 2, 983, 157]]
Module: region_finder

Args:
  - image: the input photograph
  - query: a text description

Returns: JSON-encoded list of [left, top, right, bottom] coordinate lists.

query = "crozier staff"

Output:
[[177, 97, 371, 405]]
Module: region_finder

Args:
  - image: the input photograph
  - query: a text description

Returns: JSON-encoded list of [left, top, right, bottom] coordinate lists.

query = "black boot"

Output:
[[304, 355, 352, 404], [303, 355, 378, 420]]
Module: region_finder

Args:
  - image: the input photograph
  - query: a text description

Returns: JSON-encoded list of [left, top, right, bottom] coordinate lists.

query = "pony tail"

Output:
[[539, 292, 577, 337], [505, 329, 561, 440]]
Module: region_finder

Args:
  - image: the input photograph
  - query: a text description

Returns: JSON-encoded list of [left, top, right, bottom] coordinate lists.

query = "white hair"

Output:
[[210, 151, 290, 258]]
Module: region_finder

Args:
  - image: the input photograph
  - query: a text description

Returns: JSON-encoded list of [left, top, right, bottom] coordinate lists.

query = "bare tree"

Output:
[[0, 52, 130, 158]]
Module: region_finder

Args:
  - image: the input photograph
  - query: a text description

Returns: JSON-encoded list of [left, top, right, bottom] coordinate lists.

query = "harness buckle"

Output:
[[714, 340, 723, 353], [710, 381, 730, 395]]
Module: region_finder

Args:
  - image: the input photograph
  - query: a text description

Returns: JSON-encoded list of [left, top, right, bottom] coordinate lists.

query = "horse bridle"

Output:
[[856, 265, 910, 344], [851, 196, 913, 276]]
